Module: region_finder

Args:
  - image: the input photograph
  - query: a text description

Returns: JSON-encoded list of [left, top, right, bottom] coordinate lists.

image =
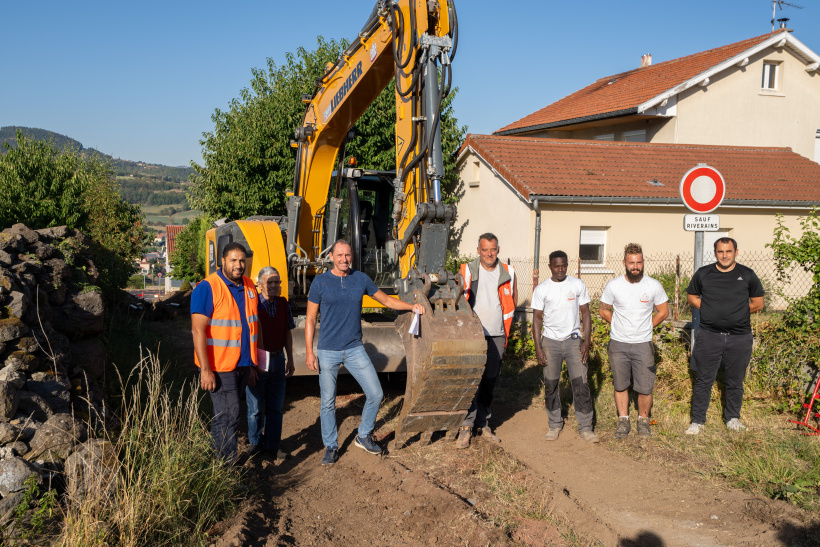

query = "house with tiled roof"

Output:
[[456, 28, 820, 306], [455, 135, 820, 305], [496, 28, 820, 162]]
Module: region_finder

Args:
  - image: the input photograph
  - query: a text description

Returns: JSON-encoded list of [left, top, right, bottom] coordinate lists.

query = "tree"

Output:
[[169, 215, 213, 282], [769, 209, 820, 332], [190, 36, 467, 220], [0, 133, 146, 293]]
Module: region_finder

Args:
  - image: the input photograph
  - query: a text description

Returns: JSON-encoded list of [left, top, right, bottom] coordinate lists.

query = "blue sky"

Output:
[[2, 1, 818, 167]]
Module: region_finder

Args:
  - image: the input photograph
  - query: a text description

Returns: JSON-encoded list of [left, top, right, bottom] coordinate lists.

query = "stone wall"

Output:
[[0, 223, 111, 522]]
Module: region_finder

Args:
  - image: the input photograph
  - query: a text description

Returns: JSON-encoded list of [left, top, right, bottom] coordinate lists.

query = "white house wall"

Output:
[[454, 154, 533, 258]]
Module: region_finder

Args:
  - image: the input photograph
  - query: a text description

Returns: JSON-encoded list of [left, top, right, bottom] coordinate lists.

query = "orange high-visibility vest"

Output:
[[194, 272, 259, 372], [460, 260, 516, 342]]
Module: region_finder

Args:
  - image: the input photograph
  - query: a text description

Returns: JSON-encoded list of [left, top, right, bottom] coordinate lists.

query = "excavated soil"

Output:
[[203, 375, 819, 547]]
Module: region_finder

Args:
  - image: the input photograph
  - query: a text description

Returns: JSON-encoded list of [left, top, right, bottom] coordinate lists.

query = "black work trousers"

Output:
[[206, 367, 252, 461], [690, 328, 753, 424], [462, 335, 506, 429]]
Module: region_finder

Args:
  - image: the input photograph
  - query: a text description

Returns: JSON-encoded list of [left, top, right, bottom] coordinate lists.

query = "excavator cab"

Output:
[[327, 169, 400, 290]]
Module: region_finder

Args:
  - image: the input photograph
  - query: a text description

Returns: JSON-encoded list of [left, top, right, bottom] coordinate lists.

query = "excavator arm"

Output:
[[288, 0, 458, 294]]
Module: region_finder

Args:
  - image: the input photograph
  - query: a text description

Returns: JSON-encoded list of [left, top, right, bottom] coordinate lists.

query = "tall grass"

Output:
[[59, 351, 242, 546]]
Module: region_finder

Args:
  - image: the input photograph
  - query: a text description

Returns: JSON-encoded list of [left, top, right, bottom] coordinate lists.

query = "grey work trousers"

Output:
[[462, 335, 506, 429], [541, 336, 594, 432]]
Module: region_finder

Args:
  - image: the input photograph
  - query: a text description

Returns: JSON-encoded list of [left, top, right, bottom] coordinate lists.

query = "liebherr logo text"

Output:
[[323, 61, 363, 122]]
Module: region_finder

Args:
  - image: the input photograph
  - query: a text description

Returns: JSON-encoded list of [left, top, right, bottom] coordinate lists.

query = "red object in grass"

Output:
[[789, 375, 820, 436]]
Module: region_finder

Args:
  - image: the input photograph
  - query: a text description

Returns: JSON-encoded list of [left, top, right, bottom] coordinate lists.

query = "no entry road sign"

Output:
[[679, 165, 725, 214]]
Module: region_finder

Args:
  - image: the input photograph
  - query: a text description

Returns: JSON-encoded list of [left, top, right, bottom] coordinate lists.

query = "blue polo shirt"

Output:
[[191, 269, 254, 367], [308, 269, 378, 351]]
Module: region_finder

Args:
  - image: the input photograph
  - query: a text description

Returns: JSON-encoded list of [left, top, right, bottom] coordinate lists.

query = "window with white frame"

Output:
[[815, 129, 819, 163], [594, 133, 614, 141], [579, 227, 608, 269], [623, 129, 646, 142], [761, 62, 779, 91]]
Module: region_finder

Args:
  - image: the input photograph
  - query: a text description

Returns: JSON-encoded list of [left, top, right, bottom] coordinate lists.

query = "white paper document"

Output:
[[256, 348, 269, 372], [408, 311, 420, 336]]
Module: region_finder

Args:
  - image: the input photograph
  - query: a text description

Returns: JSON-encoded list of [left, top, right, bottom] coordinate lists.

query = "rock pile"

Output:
[[0, 223, 111, 523]]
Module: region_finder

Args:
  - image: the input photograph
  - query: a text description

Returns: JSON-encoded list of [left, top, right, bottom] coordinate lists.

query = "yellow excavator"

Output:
[[204, 0, 486, 448]]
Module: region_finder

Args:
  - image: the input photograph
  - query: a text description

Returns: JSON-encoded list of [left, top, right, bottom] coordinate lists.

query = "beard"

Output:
[[625, 267, 644, 283]]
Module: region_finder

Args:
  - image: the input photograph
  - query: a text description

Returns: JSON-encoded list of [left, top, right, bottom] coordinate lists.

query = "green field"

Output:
[[142, 205, 200, 231]]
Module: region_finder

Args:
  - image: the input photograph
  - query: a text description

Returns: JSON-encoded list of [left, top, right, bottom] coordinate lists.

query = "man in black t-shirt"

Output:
[[685, 237, 764, 435]]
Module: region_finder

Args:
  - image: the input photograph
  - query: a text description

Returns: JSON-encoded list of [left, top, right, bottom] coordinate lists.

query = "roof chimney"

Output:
[[778, 17, 789, 29], [640, 54, 652, 67]]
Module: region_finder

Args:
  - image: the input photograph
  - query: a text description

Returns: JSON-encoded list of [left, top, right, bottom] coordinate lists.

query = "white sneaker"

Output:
[[685, 422, 704, 435], [725, 418, 746, 431]]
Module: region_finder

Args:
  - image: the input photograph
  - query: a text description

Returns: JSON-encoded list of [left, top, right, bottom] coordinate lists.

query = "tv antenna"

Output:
[[771, 0, 803, 31]]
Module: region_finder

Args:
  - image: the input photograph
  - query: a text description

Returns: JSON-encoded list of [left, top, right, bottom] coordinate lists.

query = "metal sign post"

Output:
[[680, 164, 726, 367]]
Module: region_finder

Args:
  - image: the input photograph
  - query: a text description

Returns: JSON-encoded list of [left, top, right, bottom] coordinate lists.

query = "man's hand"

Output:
[[598, 302, 613, 324], [285, 358, 295, 377], [535, 346, 548, 367], [200, 368, 216, 392], [580, 340, 590, 364], [411, 303, 425, 314], [306, 352, 319, 372], [248, 365, 259, 388]]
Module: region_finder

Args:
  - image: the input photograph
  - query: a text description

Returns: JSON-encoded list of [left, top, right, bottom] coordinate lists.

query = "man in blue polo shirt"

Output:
[[305, 239, 424, 466], [191, 242, 259, 461]]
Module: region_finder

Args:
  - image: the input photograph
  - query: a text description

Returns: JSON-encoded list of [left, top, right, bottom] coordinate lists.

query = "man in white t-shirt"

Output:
[[532, 250, 598, 443], [599, 243, 669, 438]]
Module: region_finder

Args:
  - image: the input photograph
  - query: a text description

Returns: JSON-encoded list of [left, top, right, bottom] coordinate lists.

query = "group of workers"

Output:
[[190, 232, 764, 464]]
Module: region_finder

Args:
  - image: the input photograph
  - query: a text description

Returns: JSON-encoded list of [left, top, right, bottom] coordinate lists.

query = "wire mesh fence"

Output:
[[508, 251, 813, 316]]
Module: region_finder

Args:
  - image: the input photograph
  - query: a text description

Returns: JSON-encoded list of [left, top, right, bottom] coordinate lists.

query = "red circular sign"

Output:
[[679, 165, 725, 213]]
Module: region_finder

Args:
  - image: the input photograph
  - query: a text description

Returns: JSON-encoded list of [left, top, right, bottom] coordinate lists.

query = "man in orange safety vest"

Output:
[[456, 233, 517, 449], [191, 242, 259, 461]]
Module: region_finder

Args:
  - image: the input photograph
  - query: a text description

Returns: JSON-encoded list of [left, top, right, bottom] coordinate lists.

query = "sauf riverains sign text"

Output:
[[323, 62, 364, 123], [683, 214, 720, 232]]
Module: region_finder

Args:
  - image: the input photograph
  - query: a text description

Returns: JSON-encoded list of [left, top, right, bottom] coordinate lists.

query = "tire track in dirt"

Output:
[[210, 378, 508, 547], [495, 405, 810, 546]]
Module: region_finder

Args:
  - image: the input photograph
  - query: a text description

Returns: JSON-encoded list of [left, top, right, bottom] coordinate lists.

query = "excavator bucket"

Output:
[[392, 295, 487, 449]]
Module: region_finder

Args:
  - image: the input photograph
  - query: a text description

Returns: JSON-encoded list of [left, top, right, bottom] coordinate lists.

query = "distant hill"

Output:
[[0, 126, 83, 152], [1, 126, 194, 180], [1, 126, 198, 230]]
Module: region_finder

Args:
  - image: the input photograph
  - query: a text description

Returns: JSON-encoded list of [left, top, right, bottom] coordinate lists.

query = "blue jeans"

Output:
[[245, 352, 287, 451], [317, 345, 384, 449]]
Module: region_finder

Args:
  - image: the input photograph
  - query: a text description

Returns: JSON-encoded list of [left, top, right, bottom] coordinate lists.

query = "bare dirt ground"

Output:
[[201, 374, 818, 547]]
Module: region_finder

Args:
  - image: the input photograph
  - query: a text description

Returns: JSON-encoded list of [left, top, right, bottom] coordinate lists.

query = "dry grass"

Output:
[[58, 351, 243, 546]]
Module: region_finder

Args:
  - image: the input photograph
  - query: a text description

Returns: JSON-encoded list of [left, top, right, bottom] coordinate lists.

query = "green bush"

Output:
[[127, 274, 144, 289]]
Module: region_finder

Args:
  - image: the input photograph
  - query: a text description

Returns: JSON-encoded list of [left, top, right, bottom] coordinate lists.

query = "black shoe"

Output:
[[245, 445, 262, 458], [321, 447, 339, 466], [276, 449, 292, 460]]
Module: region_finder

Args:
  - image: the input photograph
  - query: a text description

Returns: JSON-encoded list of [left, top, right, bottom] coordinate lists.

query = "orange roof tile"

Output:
[[462, 134, 820, 204], [496, 30, 788, 135]]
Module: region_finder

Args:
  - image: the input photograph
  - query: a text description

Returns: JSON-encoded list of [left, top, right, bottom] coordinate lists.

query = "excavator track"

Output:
[[392, 294, 486, 449]]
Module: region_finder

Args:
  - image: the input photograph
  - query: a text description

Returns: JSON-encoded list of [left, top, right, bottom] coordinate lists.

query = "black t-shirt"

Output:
[[687, 263, 764, 334]]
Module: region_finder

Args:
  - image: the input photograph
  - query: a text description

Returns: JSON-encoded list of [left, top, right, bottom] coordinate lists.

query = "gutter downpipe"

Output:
[[532, 198, 541, 289]]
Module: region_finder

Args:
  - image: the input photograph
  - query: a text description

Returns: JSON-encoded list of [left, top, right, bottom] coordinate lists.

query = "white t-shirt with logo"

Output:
[[472, 264, 504, 336], [531, 276, 590, 341], [600, 275, 668, 343]]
